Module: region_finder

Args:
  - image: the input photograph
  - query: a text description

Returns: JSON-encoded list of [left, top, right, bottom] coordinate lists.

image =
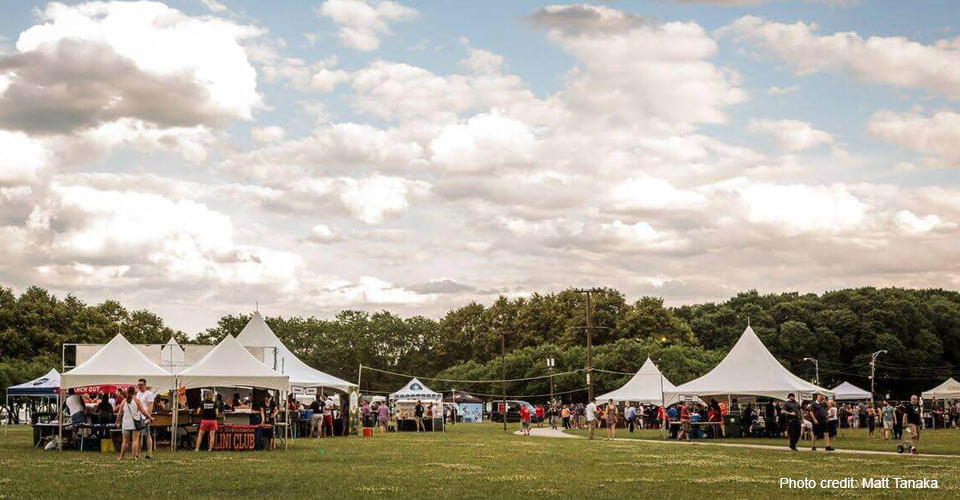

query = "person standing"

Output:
[[195, 391, 221, 452], [902, 395, 921, 455], [135, 379, 156, 459], [117, 386, 152, 460], [679, 403, 691, 441], [63, 388, 87, 444], [867, 403, 877, 438], [881, 400, 895, 440], [535, 404, 544, 428], [605, 399, 618, 439], [782, 393, 801, 451], [414, 400, 425, 432], [261, 393, 278, 450], [378, 401, 390, 434], [626, 403, 636, 433], [95, 394, 113, 438], [322, 395, 336, 437], [519, 404, 531, 436], [827, 400, 839, 443], [561, 405, 570, 430], [585, 399, 597, 440], [808, 393, 834, 451]]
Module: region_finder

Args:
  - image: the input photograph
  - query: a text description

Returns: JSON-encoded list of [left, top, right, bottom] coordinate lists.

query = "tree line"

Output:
[[2, 285, 959, 400]]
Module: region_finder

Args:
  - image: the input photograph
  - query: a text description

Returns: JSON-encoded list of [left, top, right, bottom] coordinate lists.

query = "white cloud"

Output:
[[306, 223, 340, 243], [607, 178, 708, 212], [0, 130, 50, 185], [868, 110, 960, 166], [738, 183, 868, 235], [251, 125, 285, 144], [766, 85, 799, 96], [429, 113, 536, 172], [1, 1, 263, 132], [79, 118, 216, 162], [748, 118, 833, 151], [721, 16, 960, 100], [318, 0, 418, 52], [894, 210, 955, 235]]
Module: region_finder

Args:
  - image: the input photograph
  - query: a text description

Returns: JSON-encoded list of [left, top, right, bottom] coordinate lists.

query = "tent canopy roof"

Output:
[[922, 377, 960, 399], [596, 358, 683, 406], [669, 326, 832, 401], [390, 377, 441, 400], [62, 334, 175, 391], [235, 311, 356, 391], [6, 368, 60, 396], [830, 381, 871, 400], [178, 335, 289, 392]]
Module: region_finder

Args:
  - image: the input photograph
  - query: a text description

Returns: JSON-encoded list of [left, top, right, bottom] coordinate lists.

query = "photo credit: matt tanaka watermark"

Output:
[[780, 477, 939, 490]]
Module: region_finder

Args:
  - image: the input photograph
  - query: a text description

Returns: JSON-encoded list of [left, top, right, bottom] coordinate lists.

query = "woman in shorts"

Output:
[[117, 386, 152, 460], [881, 401, 895, 440], [195, 391, 221, 451], [377, 401, 390, 433]]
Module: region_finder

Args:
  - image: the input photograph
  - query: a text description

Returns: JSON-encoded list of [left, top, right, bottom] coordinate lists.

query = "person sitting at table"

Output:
[[195, 392, 221, 452], [261, 393, 279, 450], [117, 386, 152, 460]]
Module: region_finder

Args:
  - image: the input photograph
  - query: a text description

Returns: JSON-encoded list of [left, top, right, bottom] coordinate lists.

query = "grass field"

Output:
[[1, 423, 958, 499], [564, 425, 960, 455]]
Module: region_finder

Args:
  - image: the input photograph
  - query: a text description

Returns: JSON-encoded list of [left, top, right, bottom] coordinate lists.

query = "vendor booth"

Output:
[[597, 358, 684, 406], [668, 325, 832, 438], [177, 335, 290, 450], [236, 312, 356, 436], [58, 334, 176, 450], [830, 381, 871, 401], [922, 377, 960, 401], [390, 378, 443, 431], [444, 391, 484, 423]]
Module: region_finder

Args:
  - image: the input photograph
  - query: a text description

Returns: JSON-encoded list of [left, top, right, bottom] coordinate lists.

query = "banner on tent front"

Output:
[[214, 425, 258, 451], [73, 384, 134, 395]]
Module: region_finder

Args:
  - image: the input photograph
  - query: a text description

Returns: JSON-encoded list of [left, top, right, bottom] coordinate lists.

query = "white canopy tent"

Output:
[[178, 335, 290, 392], [59, 334, 175, 449], [922, 377, 960, 400], [596, 358, 684, 406], [235, 312, 356, 392], [830, 381, 871, 401], [669, 326, 833, 401], [390, 377, 442, 401], [61, 334, 175, 392], [159, 337, 186, 374]]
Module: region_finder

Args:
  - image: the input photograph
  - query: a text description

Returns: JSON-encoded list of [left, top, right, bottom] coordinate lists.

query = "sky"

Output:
[[1, 0, 959, 334]]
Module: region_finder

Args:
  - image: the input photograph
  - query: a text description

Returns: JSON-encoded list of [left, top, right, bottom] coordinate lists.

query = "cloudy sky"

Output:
[[1, 0, 958, 333]]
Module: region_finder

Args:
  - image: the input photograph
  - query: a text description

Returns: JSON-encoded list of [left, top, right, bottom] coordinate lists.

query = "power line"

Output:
[[359, 364, 584, 384]]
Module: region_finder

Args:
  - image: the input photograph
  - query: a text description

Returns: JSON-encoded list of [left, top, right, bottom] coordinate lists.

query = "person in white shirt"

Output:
[[585, 398, 597, 440], [135, 379, 156, 459], [64, 388, 86, 442], [322, 396, 335, 437]]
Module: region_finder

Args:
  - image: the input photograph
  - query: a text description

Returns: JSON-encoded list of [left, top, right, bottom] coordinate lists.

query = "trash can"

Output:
[[724, 414, 740, 438]]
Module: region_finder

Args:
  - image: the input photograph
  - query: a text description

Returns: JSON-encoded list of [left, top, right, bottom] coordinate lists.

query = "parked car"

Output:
[[488, 400, 542, 423]]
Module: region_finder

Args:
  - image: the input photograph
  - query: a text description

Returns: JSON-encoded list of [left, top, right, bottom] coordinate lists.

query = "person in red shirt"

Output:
[[535, 404, 545, 428], [519, 405, 532, 436], [679, 403, 691, 441]]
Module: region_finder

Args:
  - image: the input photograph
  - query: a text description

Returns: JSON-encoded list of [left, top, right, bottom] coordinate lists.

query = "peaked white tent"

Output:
[[830, 381, 871, 401], [596, 358, 683, 406], [235, 312, 356, 392], [669, 326, 832, 401], [390, 378, 441, 401], [922, 377, 960, 400], [159, 337, 186, 374], [6, 369, 60, 397], [61, 334, 175, 392], [178, 335, 290, 392]]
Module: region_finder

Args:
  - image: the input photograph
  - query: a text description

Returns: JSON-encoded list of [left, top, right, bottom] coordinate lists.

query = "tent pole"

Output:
[[659, 374, 666, 441], [57, 390, 62, 451], [171, 384, 178, 452]]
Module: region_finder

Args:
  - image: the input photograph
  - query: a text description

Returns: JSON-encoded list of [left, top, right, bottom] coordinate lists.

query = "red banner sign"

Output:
[[213, 425, 260, 451]]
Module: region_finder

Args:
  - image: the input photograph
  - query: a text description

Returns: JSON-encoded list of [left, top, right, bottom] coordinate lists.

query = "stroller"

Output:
[[896, 426, 918, 455]]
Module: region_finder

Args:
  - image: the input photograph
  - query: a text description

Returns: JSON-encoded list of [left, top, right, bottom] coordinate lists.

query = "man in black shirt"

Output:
[[261, 393, 279, 450], [809, 394, 834, 451], [902, 395, 921, 454], [782, 393, 801, 451], [414, 400, 425, 432]]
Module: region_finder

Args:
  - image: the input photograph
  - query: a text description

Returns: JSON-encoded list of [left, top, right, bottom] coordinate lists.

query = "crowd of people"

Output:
[[61, 378, 157, 460]]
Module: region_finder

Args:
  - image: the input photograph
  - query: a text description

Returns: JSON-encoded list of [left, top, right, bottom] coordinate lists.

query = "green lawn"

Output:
[[0, 423, 958, 499], [564, 425, 960, 456]]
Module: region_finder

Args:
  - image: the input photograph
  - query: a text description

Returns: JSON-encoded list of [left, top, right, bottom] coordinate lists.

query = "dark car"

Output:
[[488, 400, 543, 423]]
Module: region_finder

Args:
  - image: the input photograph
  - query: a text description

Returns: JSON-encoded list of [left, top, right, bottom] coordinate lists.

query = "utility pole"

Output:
[[802, 357, 819, 386], [870, 350, 887, 408], [500, 329, 508, 432], [573, 288, 604, 402]]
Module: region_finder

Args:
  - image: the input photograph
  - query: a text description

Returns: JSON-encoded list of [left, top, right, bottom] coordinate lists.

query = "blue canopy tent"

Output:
[[5, 369, 60, 427]]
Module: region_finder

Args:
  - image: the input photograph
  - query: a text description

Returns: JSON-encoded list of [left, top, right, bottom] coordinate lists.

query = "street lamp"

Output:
[[546, 357, 556, 407], [870, 350, 888, 407], [802, 357, 820, 386]]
